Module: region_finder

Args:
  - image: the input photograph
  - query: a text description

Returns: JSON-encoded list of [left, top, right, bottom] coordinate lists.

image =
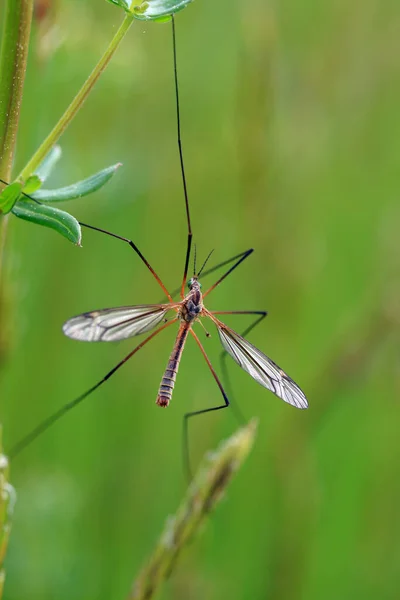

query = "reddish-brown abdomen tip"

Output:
[[156, 395, 170, 407]]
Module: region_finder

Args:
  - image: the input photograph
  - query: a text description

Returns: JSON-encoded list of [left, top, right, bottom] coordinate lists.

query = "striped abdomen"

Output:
[[156, 323, 191, 407]]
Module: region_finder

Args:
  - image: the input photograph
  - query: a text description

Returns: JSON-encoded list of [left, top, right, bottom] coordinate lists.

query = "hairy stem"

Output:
[[0, 0, 33, 361], [0, 4, 32, 588], [0, 0, 33, 179]]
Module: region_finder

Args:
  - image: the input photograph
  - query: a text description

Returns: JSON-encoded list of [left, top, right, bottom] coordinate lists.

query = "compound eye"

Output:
[[187, 278, 193, 289]]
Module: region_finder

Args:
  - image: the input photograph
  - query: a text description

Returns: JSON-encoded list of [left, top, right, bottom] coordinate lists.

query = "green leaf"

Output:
[[34, 145, 62, 184], [31, 163, 122, 203], [12, 201, 82, 245], [132, 0, 194, 21], [106, 0, 130, 11], [0, 182, 23, 214], [23, 175, 42, 194], [153, 15, 173, 22]]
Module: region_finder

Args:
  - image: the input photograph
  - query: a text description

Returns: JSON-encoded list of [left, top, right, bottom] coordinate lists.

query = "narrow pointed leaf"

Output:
[[31, 163, 122, 202], [12, 201, 82, 245], [0, 182, 23, 214], [35, 145, 62, 183], [23, 175, 42, 194], [133, 0, 194, 21]]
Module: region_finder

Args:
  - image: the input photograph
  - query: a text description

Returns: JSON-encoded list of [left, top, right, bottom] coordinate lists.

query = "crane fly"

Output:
[[62, 273, 307, 411], [9, 16, 308, 468]]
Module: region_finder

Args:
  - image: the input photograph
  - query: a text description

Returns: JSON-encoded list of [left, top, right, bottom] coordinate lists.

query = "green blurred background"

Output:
[[2, 0, 400, 598]]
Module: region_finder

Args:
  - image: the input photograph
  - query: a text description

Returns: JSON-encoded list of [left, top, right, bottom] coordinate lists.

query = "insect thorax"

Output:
[[180, 281, 203, 323]]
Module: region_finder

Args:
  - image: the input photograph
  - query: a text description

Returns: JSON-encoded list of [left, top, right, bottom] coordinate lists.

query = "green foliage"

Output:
[[12, 201, 82, 246], [132, 0, 194, 20], [0, 182, 23, 214], [105, 0, 131, 12], [32, 163, 122, 202], [1, 151, 121, 243], [34, 145, 62, 184], [22, 175, 42, 194], [106, 0, 194, 19]]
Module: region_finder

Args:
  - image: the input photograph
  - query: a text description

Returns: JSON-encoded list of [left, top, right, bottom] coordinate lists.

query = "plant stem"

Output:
[[19, 13, 135, 182], [0, 0, 33, 180], [129, 420, 258, 600], [0, 428, 16, 600], [0, 3, 31, 586], [0, 0, 33, 364], [0, 0, 33, 255]]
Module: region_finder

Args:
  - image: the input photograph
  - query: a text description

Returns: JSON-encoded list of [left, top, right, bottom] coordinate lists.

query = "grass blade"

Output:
[[129, 419, 258, 600]]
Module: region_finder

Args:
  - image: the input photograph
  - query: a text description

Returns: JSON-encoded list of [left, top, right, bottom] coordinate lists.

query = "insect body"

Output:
[[62, 271, 308, 411], [59, 14, 308, 421], [157, 322, 190, 407], [10, 15, 308, 465], [157, 278, 203, 407], [180, 278, 203, 323]]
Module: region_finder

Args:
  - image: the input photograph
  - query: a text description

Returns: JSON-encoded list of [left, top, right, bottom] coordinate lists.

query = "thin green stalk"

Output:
[[0, 0, 33, 179], [19, 13, 134, 182], [0, 0, 33, 365], [0, 4, 32, 586], [0, 0, 33, 271], [130, 420, 258, 600]]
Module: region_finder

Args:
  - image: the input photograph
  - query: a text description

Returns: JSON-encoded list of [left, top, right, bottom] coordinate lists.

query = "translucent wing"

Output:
[[63, 304, 171, 342], [217, 324, 308, 409]]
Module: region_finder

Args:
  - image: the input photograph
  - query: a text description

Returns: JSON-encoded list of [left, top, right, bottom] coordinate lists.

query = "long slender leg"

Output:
[[171, 16, 192, 298], [200, 250, 252, 281], [183, 329, 230, 480], [216, 311, 268, 425], [10, 319, 177, 459], [202, 248, 254, 299], [79, 221, 173, 302], [160, 249, 255, 302], [0, 178, 174, 301], [211, 310, 267, 320]]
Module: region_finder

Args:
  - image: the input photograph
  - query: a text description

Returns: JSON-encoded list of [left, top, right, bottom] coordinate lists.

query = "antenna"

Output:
[[171, 15, 193, 299], [198, 249, 214, 277], [193, 243, 197, 275]]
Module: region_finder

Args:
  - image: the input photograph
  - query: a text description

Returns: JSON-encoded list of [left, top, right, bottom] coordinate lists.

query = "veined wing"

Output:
[[63, 304, 172, 342], [216, 323, 308, 409]]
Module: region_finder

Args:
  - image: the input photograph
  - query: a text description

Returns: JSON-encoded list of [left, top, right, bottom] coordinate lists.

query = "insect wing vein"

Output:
[[63, 305, 171, 342], [217, 325, 308, 409]]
